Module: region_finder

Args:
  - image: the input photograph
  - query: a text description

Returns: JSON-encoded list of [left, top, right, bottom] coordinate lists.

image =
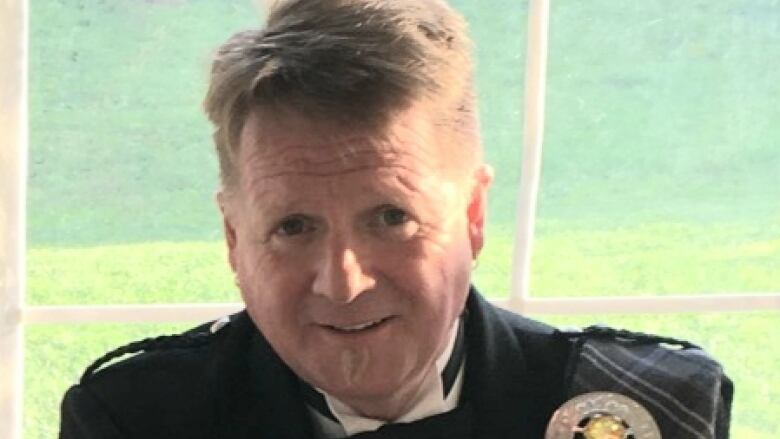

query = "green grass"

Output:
[[24, 0, 780, 438], [531, 221, 780, 297], [27, 242, 235, 304]]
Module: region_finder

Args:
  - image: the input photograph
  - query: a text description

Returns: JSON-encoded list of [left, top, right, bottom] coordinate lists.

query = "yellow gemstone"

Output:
[[583, 415, 627, 439]]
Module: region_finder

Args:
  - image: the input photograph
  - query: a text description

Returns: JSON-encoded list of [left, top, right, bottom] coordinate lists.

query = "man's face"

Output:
[[220, 106, 490, 407]]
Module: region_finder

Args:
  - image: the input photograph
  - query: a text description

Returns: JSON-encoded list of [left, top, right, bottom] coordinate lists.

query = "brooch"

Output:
[[545, 392, 661, 439]]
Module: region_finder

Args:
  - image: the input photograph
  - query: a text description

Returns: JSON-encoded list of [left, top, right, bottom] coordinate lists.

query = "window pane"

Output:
[[27, 0, 528, 304], [24, 322, 191, 439], [533, 0, 780, 297], [451, 0, 528, 298], [27, 0, 257, 304], [538, 311, 780, 436]]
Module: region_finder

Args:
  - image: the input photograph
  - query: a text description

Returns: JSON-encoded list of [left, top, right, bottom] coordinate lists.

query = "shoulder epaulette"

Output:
[[80, 315, 233, 383]]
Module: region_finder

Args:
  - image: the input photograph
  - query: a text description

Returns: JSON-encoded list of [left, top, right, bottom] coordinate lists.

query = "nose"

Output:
[[312, 242, 376, 303]]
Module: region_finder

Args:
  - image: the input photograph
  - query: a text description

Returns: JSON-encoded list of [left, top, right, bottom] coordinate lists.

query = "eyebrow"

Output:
[[242, 163, 430, 211]]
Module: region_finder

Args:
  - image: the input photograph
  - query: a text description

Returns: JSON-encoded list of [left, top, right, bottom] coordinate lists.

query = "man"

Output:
[[60, 1, 732, 438]]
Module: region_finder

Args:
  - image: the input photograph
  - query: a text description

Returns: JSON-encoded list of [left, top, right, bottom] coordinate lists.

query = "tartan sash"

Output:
[[562, 328, 733, 439]]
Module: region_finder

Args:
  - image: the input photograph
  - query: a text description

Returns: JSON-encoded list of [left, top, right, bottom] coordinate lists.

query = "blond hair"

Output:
[[204, 0, 479, 188]]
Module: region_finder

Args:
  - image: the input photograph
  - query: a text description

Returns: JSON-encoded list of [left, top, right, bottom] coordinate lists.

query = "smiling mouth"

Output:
[[324, 316, 393, 333]]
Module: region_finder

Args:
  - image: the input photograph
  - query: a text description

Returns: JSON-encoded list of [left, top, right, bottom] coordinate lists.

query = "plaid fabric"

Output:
[[564, 329, 733, 439]]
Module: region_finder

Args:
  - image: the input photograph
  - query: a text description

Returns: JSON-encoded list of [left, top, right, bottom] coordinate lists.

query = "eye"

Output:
[[372, 205, 419, 241], [380, 207, 409, 227], [273, 215, 313, 237]]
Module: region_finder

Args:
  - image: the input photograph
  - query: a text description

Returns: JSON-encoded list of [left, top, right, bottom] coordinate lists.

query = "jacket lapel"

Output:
[[462, 290, 570, 438]]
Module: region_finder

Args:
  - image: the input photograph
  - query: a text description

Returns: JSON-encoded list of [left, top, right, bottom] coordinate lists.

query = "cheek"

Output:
[[383, 238, 472, 317], [234, 244, 310, 321], [407, 230, 473, 280], [235, 240, 297, 282]]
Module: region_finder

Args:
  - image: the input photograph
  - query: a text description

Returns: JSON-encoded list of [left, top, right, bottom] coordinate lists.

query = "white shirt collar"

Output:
[[308, 320, 465, 438]]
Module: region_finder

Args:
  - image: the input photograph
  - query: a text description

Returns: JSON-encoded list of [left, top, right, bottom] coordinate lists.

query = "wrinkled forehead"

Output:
[[236, 106, 444, 181]]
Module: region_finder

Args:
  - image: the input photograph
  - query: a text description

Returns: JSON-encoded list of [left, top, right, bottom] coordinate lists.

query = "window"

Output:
[[2, 1, 777, 438], [535, 0, 780, 299]]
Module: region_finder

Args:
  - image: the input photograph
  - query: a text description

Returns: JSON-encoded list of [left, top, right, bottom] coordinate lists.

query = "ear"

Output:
[[466, 164, 493, 259], [216, 190, 238, 273]]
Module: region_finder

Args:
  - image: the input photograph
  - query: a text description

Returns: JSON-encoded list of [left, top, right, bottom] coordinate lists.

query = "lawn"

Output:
[[25, 0, 779, 438]]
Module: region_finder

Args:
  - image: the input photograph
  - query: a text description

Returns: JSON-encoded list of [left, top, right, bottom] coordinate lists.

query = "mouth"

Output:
[[322, 316, 394, 333]]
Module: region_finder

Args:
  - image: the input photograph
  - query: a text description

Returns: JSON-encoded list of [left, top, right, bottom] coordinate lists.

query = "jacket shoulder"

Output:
[[80, 312, 241, 385], [558, 325, 733, 439], [60, 312, 251, 438]]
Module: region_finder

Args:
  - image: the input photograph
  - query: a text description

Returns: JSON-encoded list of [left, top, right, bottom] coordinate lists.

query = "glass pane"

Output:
[[27, 0, 528, 304], [533, 0, 780, 297], [537, 311, 780, 436], [24, 322, 191, 439], [27, 0, 257, 304], [451, 0, 528, 298]]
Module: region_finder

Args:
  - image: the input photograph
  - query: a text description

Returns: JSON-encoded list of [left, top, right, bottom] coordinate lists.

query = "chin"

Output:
[[300, 349, 421, 400], [329, 373, 406, 400]]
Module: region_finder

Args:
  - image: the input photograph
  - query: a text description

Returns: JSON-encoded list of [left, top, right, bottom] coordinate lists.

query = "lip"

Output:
[[317, 315, 396, 335]]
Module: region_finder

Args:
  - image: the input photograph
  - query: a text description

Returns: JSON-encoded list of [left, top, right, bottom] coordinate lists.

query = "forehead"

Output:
[[236, 107, 444, 184]]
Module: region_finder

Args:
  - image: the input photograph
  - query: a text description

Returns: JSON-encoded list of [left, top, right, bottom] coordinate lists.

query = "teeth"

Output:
[[332, 319, 384, 332]]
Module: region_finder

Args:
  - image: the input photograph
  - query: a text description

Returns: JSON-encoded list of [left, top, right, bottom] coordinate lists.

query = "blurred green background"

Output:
[[26, 0, 778, 437]]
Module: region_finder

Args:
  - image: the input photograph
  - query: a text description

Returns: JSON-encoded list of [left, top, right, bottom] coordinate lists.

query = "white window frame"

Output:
[[1, 0, 28, 437], [2, 0, 779, 437]]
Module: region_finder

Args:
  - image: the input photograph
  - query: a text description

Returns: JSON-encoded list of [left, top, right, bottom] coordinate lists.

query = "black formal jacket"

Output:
[[60, 291, 572, 438]]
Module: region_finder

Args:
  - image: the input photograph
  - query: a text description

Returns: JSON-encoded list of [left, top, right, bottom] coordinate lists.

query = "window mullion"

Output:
[[0, 0, 28, 438], [510, 0, 551, 313]]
